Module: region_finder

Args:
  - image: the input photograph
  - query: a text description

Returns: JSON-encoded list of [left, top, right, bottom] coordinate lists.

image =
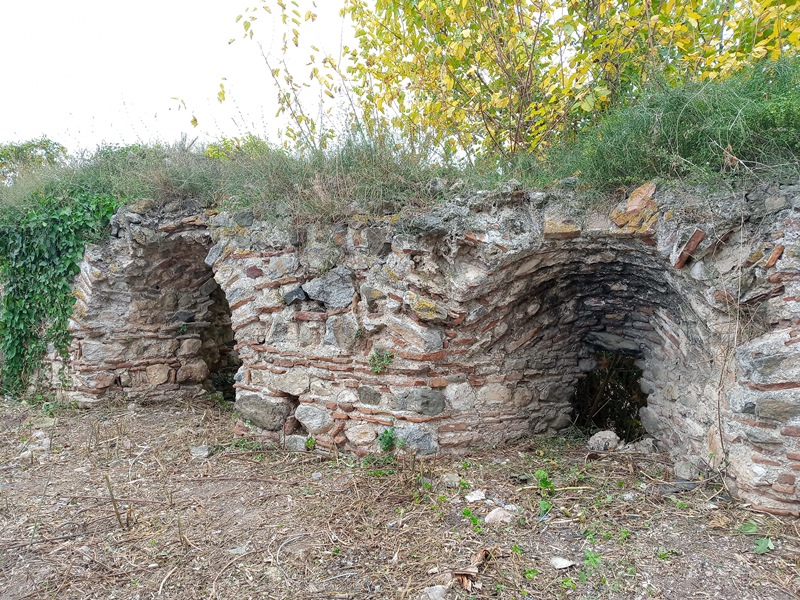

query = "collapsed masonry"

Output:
[[61, 181, 800, 514]]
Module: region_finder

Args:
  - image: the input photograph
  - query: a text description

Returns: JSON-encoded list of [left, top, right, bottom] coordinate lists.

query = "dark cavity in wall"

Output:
[[200, 284, 241, 402], [572, 351, 648, 441]]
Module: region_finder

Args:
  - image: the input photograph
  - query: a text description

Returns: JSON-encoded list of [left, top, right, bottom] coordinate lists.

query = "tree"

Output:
[[0, 138, 67, 184], [238, 0, 800, 160]]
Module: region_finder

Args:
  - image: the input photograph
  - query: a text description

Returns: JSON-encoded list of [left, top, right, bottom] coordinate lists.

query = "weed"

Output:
[[524, 568, 538, 579], [512, 543, 523, 556], [737, 520, 759, 535], [561, 577, 577, 590], [461, 508, 484, 532], [377, 427, 398, 453], [368, 350, 394, 374], [656, 546, 679, 560], [583, 550, 601, 570], [533, 469, 553, 491], [305, 436, 316, 451], [754, 537, 775, 555], [230, 438, 261, 451], [538, 499, 552, 516]]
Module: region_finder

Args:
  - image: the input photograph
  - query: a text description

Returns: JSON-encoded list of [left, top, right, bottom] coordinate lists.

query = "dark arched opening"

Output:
[[572, 351, 648, 441]]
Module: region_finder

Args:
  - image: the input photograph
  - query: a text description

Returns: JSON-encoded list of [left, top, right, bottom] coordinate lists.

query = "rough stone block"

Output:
[[302, 266, 354, 309], [146, 364, 171, 386], [177, 359, 209, 384], [272, 370, 310, 396], [236, 394, 293, 431], [344, 422, 377, 445], [294, 404, 334, 434], [393, 388, 446, 416]]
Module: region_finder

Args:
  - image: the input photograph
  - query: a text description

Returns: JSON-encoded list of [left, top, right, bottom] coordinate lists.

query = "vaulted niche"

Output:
[[481, 236, 717, 461], [66, 202, 242, 406]]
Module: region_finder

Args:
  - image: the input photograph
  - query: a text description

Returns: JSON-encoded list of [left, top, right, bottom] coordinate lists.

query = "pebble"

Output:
[[587, 430, 621, 451], [440, 472, 461, 488], [311, 471, 323, 481], [484, 507, 513, 525], [190, 445, 214, 459], [418, 585, 449, 600], [464, 489, 486, 502]]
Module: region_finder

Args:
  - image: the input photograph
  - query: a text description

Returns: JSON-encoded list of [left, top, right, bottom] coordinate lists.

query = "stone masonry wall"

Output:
[[62, 181, 800, 515], [65, 199, 231, 405]]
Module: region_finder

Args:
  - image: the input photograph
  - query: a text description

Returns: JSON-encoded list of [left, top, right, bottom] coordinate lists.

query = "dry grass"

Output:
[[0, 398, 798, 599]]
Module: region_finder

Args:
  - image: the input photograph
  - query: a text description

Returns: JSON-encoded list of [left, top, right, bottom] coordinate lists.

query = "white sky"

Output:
[[0, 0, 349, 153]]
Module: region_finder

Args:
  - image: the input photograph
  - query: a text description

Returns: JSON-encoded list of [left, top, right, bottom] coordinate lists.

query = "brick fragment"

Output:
[[673, 228, 706, 269], [294, 311, 328, 321], [772, 483, 796, 495], [752, 454, 782, 466], [765, 244, 785, 268]]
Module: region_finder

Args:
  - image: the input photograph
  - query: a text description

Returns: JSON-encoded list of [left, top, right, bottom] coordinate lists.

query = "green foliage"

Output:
[[0, 138, 66, 184], [362, 452, 397, 476], [737, 520, 760, 535], [305, 436, 316, 451], [369, 350, 394, 374], [533, 469, 553, 491], [572, 351, 647, 439], [461, 508, 483, 532], [572, 59, 800, 187], [377, 426, 398, 453], [754, 537, 775, 555], [244, 0, 800, 162], [0, 192, 118, 394]]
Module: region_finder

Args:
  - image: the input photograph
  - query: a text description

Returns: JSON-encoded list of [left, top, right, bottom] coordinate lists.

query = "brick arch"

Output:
[[64, 200, 239, 406]]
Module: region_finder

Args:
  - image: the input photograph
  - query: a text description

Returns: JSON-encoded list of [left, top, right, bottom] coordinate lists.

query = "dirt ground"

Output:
[[1, 397, 798, 600]]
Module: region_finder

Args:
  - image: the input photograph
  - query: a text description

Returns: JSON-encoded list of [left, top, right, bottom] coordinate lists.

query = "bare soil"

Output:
[[0, 398, 798, 600]]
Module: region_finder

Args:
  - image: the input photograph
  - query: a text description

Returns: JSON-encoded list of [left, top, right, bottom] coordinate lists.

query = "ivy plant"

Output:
[[0, 191, 118, 394]]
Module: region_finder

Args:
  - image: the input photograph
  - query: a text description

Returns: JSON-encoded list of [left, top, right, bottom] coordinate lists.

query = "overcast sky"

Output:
[[0, 0, 349, 152]]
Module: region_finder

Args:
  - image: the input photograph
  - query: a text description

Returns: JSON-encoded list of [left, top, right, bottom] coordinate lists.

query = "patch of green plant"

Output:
[[363, 453, 396, 467], [362, 452, 396, 478], [560, 577, 577, 590], [737, 520, 760, 535], [583, 549, 602, 570], [377, 426, 398, 453], [523, 568, 538, 579], [305, 436, 316, 451], [754, 537, 774, 555], [461, 508, 483, 532], [538, 499, 552, 516], [368, 350, 394, 374], [569, 58, 800, 188], [656, 546, 679, 560], [533, 469, 553, 491], [0, 191, 119, 394], [229, 437, 262, 451]]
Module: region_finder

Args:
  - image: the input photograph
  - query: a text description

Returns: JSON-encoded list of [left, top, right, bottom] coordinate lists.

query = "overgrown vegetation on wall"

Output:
[[0, 192, 117, 394], [0, 57, 798, 395]]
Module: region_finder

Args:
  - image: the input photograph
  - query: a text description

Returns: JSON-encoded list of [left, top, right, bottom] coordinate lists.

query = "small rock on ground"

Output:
[[485, 507, 513, 525], [418, 585, 450, 600], [587, 430, 620, 451], [190, 445, 214, 459], [440, 472, 461, 488], [464, 489, 486, 502]]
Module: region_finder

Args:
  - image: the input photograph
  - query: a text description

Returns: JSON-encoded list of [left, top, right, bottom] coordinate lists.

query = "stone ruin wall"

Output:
[[59, 182, 800, 515]]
